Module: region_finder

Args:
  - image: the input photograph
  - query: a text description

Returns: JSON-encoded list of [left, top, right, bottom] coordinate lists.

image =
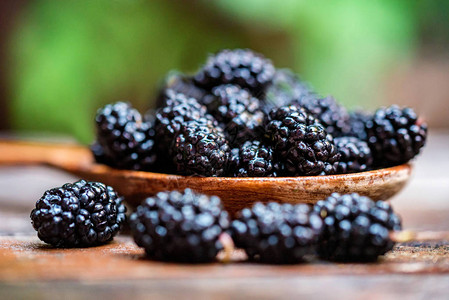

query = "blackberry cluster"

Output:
[[365, 105, 428, 166], [194, 49, 275, 95], [208, 85, 264, 147], [30, 180, 126, 247], [232, 140, 281, 177], [230, 202, 323, 264], [335, 137, 373, 174], [92, 48, 428, 176], [314, 193, 402, 262], [263, 69, 313, 112], [94, 102, 157, 171], [291, 95, 351, 137], [172, 120, 230, 176], [265, 106, 340, 176], [129, 189, 230, 262]]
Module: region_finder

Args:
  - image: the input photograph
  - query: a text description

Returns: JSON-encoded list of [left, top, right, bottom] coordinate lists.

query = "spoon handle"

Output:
[[0, 140, 92, 169]]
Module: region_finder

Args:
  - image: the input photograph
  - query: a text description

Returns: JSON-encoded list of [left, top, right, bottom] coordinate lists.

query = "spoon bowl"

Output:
[[0, 140, 412, 215]]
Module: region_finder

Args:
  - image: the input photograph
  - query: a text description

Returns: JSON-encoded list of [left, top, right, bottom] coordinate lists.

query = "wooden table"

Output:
[[1, 132, 448, 299]]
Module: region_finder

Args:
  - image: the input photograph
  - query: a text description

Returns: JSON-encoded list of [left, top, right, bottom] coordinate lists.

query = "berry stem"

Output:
[[218, 232, 235, 263], [390, 230, 449, 243]]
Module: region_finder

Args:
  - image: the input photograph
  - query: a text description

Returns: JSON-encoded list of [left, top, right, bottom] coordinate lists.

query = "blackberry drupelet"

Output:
[[129, 189, 230, 262], [365, 105, 428, 166], [263, 69, 312, 112], [172, 120, 230, 176], [348, 110, 371, 140], [227, 147, 241, 177], [234, 140, 282, 177], [155, 72, 207, 108], [335, 137, 373, 174], [194, 49, 275, 95], [291, 95, 351, 137], [265, 106, 340, 176], [208, 84, 264, 147], [314, 193, 402, 262], [230, 202, 323, 264], [94, 102, 157, 171], [30, 180, 126, 247]]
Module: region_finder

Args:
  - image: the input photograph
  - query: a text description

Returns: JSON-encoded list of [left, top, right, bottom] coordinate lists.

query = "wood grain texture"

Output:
[[0, 140, 412, 215]]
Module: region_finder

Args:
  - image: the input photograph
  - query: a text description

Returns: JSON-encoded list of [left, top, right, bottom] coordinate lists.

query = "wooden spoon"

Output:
[[0, 140, 412, 215]]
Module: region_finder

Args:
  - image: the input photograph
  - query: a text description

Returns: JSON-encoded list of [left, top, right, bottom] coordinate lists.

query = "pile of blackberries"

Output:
[[92, 49, 428, 177]]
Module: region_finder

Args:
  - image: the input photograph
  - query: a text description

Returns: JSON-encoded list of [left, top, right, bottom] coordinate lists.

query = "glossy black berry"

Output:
[[365, 105, 428, 166], [129, 189, 230, 263], [194, 49, 275, 95], [265, 106, 340, 176], [94, 102, 157, 171], [234, 140, 282, 177], [30, 180, 126, 247], [314, 193, 402, 262], [172, 120, 230, 176], [335, 137, 373, 173], [230, 202, 323, 264], [348, 110, 371, 140]]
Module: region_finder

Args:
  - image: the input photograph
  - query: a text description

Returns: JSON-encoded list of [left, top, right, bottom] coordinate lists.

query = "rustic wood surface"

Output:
[[0, 131, 448, 299], [0, 140, 412, 216]]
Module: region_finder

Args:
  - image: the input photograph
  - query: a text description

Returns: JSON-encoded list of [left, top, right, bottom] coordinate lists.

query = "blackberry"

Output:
[[314, 193, 402, 262], [348, 110, 371, 140], [230, 202, 323, 264], [335, 137, 373, 174], [265, 106, 340, 176], [30, 180, 126, 247], [263, 69, 312, 112], [291, 95, 351, 137], [154, 90, 215, 154], [90, 142, 112, 166], [234, 140, 282, 177], [227, 147, 241, 177], [129, 189, 230, 262], [172, 120, 230, 177], [194, 49, 275, 95], [94, 102, 157, 171], [208, 85, 264, 147], [365, 105, 428, 166], [155, 72, 207, 108]]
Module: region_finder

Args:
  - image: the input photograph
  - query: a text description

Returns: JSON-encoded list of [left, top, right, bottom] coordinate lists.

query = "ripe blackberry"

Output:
[[348, 110, 371, 140], [94, 102, 157, 171], [265, 106, 340, 176], [291, 95, 351, 137], [365, 105, 428, 166], [314, 193, 402, 262], [227, 147, 241, 177], [335, 137, 373, 174], [263, 69, 312, 112], [194, 49, 275, 95], [30, 180, 126, 247], [230, 202, 323, 264], [208, 85, 264, 147], [172, 120, 230, 177], [129, 189, 230, 262], [155, 72, 207, 108], [234, 140, 282, 177]]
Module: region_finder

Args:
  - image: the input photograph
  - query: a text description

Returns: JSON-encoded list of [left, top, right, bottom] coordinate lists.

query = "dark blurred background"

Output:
[[0, 0, 448, 144]]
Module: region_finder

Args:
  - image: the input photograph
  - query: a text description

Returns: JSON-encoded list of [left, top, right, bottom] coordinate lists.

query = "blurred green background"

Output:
[[0, 0, 448, 144]]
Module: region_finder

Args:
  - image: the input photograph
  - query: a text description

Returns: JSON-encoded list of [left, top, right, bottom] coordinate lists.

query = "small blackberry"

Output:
[[30, 180, 126, 247], [265, 106, 340, 176], [291, 95, 351, 137], [314, 193, 402, 262], [172, 120, 230, 177], [129, 189, 230, 262], [335, 137, 373, 174], [348, 110, 371, 140], [234, 140, 282, 177], [94, 102, 157, 171], [155, 72, 207, 108], [208, 85, 264, 147], [194, 49, 275, 95], [230, 202, 323, 264], [365, 105, 428, 166], [263, 69, 312, 112]]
